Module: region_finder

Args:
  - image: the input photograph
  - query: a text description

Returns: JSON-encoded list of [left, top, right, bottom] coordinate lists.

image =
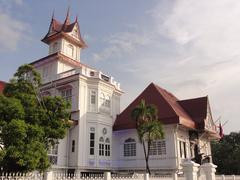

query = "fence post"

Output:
[[144, 173, 149, 180], [182, 160, 200, 180], [221, 175, 225, 180], [43, 170, 53, 180], [104, 171, 111, 180], [232, 175, 236, 180], [172, 171, 178, 180], [200, 163, 217, 180]]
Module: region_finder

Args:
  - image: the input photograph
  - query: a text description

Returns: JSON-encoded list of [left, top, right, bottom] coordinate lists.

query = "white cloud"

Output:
[[0, 1, 28, 51], [92, 31, 153, 62], [0, 13, 28, 51]]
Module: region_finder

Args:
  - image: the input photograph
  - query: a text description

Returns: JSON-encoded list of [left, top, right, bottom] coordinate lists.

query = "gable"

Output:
[[113, 83, 196, 131], [204, 102, 216, 132]]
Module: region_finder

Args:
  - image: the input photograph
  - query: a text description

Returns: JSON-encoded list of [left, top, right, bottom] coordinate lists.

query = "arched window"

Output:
[[105, 95, 110, 108], [100, 93, 105, 107], [105, 138, 110, 156], [99, 137, 104, 156], [124, 138, 136, 157], [66, 44, 74, 57]]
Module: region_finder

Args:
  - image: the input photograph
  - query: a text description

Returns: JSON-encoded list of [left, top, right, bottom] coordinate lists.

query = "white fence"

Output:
[[216, 175, 240, 180]]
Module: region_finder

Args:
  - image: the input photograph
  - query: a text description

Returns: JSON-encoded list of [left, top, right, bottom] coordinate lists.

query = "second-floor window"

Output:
[[61, 88, 72, 103]]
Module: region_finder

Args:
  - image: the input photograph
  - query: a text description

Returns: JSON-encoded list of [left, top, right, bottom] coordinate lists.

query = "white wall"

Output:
[[112, 125, 178, 171]]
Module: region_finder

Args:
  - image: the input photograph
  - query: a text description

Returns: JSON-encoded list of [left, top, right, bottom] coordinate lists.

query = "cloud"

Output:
[[92, 31, 153, 62], [0, 1, 28, 51]]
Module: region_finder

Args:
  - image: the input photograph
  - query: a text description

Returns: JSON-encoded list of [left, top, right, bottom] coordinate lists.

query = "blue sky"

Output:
[[1, 0, 240, 133]]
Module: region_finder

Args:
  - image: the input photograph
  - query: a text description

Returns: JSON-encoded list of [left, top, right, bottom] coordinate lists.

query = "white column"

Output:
[[182, 160, 200, 180], [200, 163, 217, 180], [104, 172, 111, 180]]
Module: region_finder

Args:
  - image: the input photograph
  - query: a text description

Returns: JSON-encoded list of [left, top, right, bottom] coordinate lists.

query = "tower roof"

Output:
[[42, 9, 87, 48]]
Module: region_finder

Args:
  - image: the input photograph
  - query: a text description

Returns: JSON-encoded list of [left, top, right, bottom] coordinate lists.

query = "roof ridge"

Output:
[[150, 83, 193, 121]]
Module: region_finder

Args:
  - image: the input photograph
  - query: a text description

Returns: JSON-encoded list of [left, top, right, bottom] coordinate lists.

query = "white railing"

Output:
[[216, 175, 240, 180], [57, 69, 81, 79], [0, 172, 43, 180]]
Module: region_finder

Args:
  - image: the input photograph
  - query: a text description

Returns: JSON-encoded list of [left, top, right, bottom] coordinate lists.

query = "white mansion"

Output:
[[30, 10, 220, 175]]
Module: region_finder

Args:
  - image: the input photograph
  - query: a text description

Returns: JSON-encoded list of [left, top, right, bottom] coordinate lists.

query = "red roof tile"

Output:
[[113, 83, 211, 131], [0, 81, 6, 94], [41, 11, 87, 48]]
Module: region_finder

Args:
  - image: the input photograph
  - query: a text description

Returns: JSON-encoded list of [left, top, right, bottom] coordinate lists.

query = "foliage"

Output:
[[211, 132, 240, 175], [131, 99, 164, 174], [0, 64, 70, 172]]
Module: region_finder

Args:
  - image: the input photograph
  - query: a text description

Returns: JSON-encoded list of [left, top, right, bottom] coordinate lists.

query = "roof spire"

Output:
[[51, 9, 55, 20], [75, 15, 78, 23], [63, 6, 71, 25]]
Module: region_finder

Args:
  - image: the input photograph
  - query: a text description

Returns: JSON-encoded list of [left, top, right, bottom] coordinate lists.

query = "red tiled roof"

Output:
[[0, 81, 6, 94], [113, 83, 210, 131], [41, 12, 87, 48], [179, 97, 208, 129]]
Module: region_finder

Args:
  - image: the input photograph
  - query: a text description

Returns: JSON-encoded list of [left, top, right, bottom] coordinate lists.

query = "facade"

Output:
[[112, 83, 220, 174], [26, 10, 219, 175]]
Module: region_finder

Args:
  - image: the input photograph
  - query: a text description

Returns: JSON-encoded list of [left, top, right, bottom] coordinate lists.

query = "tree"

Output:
[[0, 64, 70, 172], [131, 99, 164, 174], [211, 132, 240, 175]]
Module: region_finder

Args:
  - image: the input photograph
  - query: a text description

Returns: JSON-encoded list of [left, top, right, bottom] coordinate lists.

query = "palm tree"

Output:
[[131, 99, 164, 174]]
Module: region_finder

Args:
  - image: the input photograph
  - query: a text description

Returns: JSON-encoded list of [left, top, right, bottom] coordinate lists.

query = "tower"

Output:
[[42, 8, 87, 62]]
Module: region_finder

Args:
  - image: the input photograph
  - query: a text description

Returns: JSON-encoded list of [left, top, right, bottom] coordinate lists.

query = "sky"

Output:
[[0, 0, 240, 133]]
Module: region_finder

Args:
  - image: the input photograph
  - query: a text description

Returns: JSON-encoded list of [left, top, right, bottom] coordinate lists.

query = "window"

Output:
[[72, 140, 75, 152], [99, 92, 111, 113], [66, 44, 74, 57], [48, 144, 58, 165], [100, 93, 105, 107], [105, 95, 110, 108], [149, 140, 166, 156], [124, 138, 136, 157], [89, 128, 95, 155], [61, 88, 72, 103], [90, 91, 96, 104], [105, 138, 110, 156], [99, 137, 104, 156], [179, 141, 187, 158]]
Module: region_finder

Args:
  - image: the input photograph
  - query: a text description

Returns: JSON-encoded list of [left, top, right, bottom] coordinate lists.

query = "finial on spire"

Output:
[[64, 6, 71, 25], [75, 15, 78, 22], [51, 9, 55, 20]]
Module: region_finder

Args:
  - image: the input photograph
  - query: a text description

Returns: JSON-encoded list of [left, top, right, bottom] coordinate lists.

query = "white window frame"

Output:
[[124, 138, 136, 157], [149, 140, 166, 156], [61, 88, 72, 103], [89, 127, 95, 155], [48, 144, 58, 165]]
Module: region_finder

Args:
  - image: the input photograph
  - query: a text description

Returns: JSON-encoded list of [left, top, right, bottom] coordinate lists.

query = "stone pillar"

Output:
[[104, 172, 111, 180], [200, 163, 217, 180], [182, 160, 200, 180], [144, 173, 149, 180], [43, 170, 53, 180]]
